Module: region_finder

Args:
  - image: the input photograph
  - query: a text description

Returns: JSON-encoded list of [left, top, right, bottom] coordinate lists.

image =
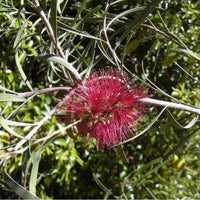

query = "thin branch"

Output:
[[13, 102, 62, 151], [17, 87, 71, 98], [103, 3, 121, 70], [32, 120, 81, 145], [141, 24, 188, 49], [140, 98, 200, 115], [32, 0, 80, 83], [32, 0, 65, 58]]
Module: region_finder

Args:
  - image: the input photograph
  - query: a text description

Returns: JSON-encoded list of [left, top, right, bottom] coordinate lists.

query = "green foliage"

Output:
[[1, 0, 200, 199]]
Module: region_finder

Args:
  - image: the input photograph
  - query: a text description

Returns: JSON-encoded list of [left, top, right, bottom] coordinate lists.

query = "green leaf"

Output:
[[166, 109, 198, 129], [0, 86, 17, 94], [6, 119, 37, 127], [50, 0, 57, 40], [15, 51, 33, 90], [132, 158, 169, 187], [116, 107, 166, 146], [0, 114, 25, 139], [164, 128, 200, 160], [116, 0, 162, 47], [162, 52, 178, 66], [29, 150, 41, 195], [97, 40, 116, 65], [175, 48, 200, 61], [12, 17, 33, 90], [0, 93, 26, 102], [54, 138, 67, 146], [125, 38, 140, 54], [93, 173, 112, 195], [73, 0, 87, 26], [75, 5, 102, 29], [39, 54, 81, 80], [13, 19, 24, 49], [3, 167, 40, 199], [115, 145, 129, 164], [107, 6, 146, 28], [58, 21, 103, 42], [29, 134, 57, 195], [75, 154, 84, 166]]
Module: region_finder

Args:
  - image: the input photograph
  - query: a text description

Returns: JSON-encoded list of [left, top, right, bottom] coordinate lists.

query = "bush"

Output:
[[0, 0, 200, 199]]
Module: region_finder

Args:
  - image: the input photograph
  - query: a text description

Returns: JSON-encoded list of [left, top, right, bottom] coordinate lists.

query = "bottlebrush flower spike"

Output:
[[58, 69, 148, 149]]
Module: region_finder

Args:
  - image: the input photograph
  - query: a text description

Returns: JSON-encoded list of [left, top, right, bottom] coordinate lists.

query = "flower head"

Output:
[[58, 69, 148, 149]]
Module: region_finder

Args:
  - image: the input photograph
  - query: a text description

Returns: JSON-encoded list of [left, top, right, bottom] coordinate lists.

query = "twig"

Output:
[[140, 98, 200, 115], [17, 87, 71, 98], [13, 102, 62, 151], [33, 119, 81, 145], [103, 3, 121, 70], [32, 0, 80, 82], [141, 24, 188, 49], [32, 0, 65, 58]]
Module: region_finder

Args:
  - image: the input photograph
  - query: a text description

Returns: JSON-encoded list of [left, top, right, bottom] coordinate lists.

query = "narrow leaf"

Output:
[[13, 20, 24, 49], [29, 134, 57, 194], [15, 51, 33, 90], [50, 0, 57, 40], [164, 128, 200, 160], [75, 5, 102, 29], [167, 109, 198, 129], [58, 21, 103, 41], [115, 145, 129, 163], [175, 49, 200, 61], [0, 115, 24, 139], [73, 0, 87, 26], [116, 0, 162, 47], [6, 119, 37, 127], [93, 173, 112, 195], [39, 54, 81, 80], [0, 86, 17, 94], [0, 93, 26, 102], [3, 167, 40, 199], [29, 150, 41, 194], [107, 7, 145, 28], [115, 107, 166, 146], [162, 52, 178, 66]]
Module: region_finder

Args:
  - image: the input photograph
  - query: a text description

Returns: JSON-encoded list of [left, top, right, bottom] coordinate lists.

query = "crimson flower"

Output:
[[58, 69, 148, 149]]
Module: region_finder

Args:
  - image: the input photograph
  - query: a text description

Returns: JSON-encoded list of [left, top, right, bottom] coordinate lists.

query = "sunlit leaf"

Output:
[[0, 86, 17, 94], [0, 115, 25, 139], [0, 93, 26, 102], [6, 119, 37, 127], [39, 54, 81, 80], [15, 51, 33, 90]]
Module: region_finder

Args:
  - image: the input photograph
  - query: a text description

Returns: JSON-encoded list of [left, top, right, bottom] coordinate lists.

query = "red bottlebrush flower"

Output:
[[58, 69, 148, 149]]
